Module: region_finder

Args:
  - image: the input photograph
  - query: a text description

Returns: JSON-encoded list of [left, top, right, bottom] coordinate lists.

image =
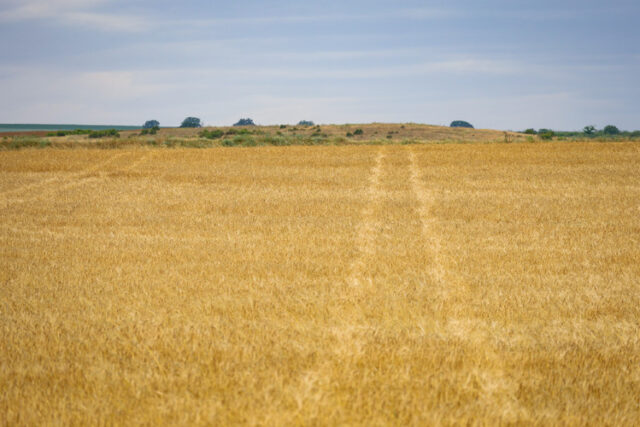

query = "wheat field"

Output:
[[1, 142, 639, 425]]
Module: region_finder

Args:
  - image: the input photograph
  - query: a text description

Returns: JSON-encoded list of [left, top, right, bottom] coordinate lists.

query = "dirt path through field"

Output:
[[348, 148, 385, 288], [407, 148, 445, 286]]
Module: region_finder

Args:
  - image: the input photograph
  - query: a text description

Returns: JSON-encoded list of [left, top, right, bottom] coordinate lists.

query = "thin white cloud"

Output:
[[0, 1, 456, 33], [395, 7, 458, 19], [179, 8, 455, 27], [0, 0, 105, 20], [0, 0, 151, 32]]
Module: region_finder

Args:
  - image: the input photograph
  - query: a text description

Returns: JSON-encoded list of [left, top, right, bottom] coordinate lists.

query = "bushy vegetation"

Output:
[[143, 120, 160, 129], [522, 124, 638, 140], [199, 129, 224, 139], [46, 129, 93, 137], [88, 129, 120, 139], [1, 136, 51, 150], [9, 123, 639, 151], [225, 128, 254, 136], [538, 130, 555, 140], [141, 126, 159, 135], [298, 120, 314, 126]]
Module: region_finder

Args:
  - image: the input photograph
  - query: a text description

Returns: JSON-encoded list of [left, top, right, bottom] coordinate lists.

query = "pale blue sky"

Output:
[[1, 0, 638, 130]]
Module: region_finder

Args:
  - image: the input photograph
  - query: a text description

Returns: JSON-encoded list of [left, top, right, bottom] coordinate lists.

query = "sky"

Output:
[[0, 0, 638, 130]]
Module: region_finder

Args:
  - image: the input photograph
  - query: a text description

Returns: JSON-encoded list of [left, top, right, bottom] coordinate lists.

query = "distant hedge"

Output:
[[46, 129, 92, 137], [88, 129, 120, 139]]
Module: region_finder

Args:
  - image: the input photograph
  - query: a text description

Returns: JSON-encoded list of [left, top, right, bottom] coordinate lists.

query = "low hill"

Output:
[[125, 123, 525, 143], [2, 123, 531, 150]]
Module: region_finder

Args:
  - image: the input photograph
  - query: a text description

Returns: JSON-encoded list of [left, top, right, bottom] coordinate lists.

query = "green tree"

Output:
[[524, 128, 537, 135], [450, 120, 474, 128], [180, 117, 202, 128], [603, 125, 620, 135], [583, 125, 596, 135], [233, 118, 255, 126], [143, 120, 160, 129]]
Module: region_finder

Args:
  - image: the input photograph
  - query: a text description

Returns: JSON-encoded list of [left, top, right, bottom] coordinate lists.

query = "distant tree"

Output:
[[450, 120, 474, 128], [298, 120, 314, 126], [180, 117, 202, 128], [583, 125, 596, 135], [143, 120, 160, 129], [353, 129, 364, 135], [603, 125, 620, 135], [233, 118, 256, 126], [524, 128, 537, 135]]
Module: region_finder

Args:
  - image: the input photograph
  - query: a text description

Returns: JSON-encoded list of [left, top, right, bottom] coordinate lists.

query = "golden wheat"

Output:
[[1, 142, 639, 425]]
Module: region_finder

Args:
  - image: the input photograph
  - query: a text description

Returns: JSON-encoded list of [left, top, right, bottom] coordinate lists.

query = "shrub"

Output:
[[279, 124, 287, 129], [260, 135, 290, 146], [298, 120, 314, 126], [5, 137, 51, 150], [354, 129, 364, 135], [141, 126, 159, 135], [538, 131, 554, 140], [346, 132, 353, 137], [180, 117, 202, 128], [450, 120, 474, 128], [524, 128, 537, 135], [233, 118, 255, 126], [226, 135, 256, 146], [88, 129, 120, 139], [200, 129, 224, 139], [47, 129, 92, 137]]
